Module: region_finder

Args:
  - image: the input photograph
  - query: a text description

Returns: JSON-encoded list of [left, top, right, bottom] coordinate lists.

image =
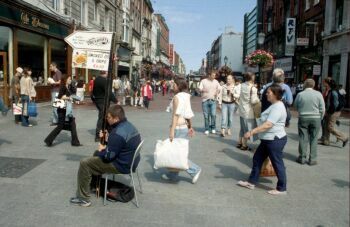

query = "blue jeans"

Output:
[[0, 96, 8, 114], [248, 136, 287, 191], [21, 95, 30, 126], [166, 128, 201, 179], [221, 103, 235, 129], [51, 91, 58, 124], [202, 99, 216, 131]]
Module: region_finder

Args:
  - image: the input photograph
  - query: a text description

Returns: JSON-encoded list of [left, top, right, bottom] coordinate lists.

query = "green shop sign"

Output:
[[0, 2, 69, 39]]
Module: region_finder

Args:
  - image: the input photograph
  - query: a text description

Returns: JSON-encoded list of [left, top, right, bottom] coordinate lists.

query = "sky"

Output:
[[152, 0, 257, 73]]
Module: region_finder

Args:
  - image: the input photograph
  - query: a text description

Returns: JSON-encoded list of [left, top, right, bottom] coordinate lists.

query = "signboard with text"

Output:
[[313, 65, 321, 75], [297, 38, 309, 46], [285, 18, 296, 56]]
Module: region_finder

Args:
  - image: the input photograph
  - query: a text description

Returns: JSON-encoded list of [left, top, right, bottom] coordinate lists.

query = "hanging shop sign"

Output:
[[274, 57, 293, 72], [66, 31, 114, 71], [313, 65, 321, 75], [285, 18, 296, 56], [297, 38, 309, 46]]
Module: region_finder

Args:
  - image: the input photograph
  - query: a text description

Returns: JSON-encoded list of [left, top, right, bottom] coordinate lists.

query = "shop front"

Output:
[[273, 57, 295, 85], [0, 0, 70, 105]]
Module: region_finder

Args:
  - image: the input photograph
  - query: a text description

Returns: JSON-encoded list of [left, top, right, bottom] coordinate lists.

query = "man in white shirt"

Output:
[[199, 71, 221, 135]]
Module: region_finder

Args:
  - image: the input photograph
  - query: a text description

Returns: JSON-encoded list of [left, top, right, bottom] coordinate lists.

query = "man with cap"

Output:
[[10, 67, 23, 123]]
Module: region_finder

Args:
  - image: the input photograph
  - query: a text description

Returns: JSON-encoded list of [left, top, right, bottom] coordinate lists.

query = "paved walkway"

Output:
[[0, 93, 349, 227]]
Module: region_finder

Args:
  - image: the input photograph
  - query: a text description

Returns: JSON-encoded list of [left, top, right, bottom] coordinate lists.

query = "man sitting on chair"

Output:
[[70, 105, 142, 207]]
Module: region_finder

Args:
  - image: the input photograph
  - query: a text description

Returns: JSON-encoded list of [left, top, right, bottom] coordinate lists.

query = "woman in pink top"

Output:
[[141, 80, 153, 109]]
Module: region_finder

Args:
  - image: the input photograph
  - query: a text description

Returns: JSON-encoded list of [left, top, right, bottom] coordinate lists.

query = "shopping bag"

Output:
[[13, 102, 22, 115], [260, 157, 276, 177], [154, 138, 189, 170], [28, 102, 38, 117]]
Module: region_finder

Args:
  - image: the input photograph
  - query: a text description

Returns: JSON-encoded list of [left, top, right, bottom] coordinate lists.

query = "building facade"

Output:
[[322, 0, 349, 106], [141, 0, 153, 60], [243, 6, 258, 61], [155, 14, 170, 67]]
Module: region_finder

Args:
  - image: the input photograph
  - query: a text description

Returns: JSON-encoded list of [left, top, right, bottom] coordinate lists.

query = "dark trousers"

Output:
[[21, 95, 30, 126], [248, 136, 287, 191], [45, 108, 80, 145], [12, 96, 21, 123], [143, 96, 150, 109], [94, 100, 105, 139]]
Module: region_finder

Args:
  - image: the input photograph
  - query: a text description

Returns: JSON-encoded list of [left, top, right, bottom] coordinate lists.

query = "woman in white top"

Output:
[[238, 84, 288, 195], [20, 67, 35, 127], [237, 72, 260, 150], [162, 77, 202, 184], [218, 75, 239, 137]]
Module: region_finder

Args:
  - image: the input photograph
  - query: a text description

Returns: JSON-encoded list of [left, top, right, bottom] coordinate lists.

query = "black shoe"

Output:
[[343, 139, 349, 147], [308, 160, 318, 166], [44, 140, 52, 147], [336, 120, 340, 126], [70, 197, 91, 207], [296, 157, 306, 165]]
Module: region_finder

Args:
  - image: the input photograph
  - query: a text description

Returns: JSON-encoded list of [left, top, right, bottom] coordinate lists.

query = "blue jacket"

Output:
[[98, 119, 141, 174]]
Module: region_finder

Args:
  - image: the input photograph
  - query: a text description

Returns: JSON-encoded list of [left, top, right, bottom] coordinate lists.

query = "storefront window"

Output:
[[17, 30, 45, 81], [51, 39, 67, 74], [0, 26, 10, 88]]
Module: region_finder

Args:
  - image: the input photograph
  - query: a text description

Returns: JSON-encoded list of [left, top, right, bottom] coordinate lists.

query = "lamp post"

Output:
[[257, 32, 266, 84]]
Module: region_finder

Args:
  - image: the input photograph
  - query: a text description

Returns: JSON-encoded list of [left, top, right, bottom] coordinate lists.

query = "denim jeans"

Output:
[[202, 99, 216, 131], [248, 136, 287, 191], [0, 96, 7, 113], [166, 128, 201, 179], [51, 91, 58, 124], [221, 103, 235, 129], [21, 95, 30, 126]]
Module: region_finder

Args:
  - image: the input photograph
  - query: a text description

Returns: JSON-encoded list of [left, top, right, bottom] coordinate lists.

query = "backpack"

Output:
[[336, 90, 345, 111]]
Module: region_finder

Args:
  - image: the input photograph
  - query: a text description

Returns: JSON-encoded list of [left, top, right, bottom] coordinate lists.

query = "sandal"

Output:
[[236, 143, 242, 148], [237, 180, 255, 190], [267, 189, 287, 195]]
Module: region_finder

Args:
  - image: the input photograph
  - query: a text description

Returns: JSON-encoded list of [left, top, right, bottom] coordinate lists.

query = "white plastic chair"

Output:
[[103, 140, 144, 207]]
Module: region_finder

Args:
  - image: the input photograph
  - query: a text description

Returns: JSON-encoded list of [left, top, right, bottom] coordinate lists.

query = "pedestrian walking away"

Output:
[[238, 84, 288, 195], [294, 79, 325, 165], [49, 62, 62, 125]]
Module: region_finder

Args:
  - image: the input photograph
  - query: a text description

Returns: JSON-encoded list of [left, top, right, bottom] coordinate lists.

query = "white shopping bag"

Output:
[[154, 138, 189, 170]]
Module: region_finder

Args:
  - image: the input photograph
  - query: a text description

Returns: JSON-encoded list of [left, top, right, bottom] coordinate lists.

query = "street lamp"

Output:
[[224, 56, 228, 66], [257, 32, 266, 84]]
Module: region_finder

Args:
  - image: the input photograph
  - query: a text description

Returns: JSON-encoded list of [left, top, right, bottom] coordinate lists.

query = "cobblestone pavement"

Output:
[[0, 93, 349, 227]]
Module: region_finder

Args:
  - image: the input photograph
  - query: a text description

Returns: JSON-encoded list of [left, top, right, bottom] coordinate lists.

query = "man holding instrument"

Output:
[[70, 105, 142, 207]]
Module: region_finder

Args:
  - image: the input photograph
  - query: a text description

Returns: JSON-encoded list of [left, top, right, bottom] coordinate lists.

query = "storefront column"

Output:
[[44, 38, 49, 81], [340, 53, 348, 88], [8, 28, 13, 82], [13, 28, 18, 71], [322, 55, 329, 81]]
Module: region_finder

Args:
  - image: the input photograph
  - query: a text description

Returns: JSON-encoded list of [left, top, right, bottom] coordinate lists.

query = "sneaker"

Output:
[[237, 180, 255, 190], [204, 130, 209, 135], [191, 169, 201, 184], [70, 197, 91, 207], [211, 130, 216, 134], [227, 129, 232, 136]]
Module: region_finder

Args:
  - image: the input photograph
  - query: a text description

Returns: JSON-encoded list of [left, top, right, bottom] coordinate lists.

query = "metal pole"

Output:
[[100, 32, 116, 144]]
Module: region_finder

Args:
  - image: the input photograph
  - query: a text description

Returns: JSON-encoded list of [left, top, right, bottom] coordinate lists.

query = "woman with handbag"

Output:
[[218, 75, 238, 137], [161, 77, 202, 184], [238, 84, 288, 195], [44, 75, 81, 147], [236, 72, 260, 150], [19, 67, 34, 127]]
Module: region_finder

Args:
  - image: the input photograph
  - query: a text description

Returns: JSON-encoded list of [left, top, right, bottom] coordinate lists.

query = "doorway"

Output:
[[0, 52, 9, 106]]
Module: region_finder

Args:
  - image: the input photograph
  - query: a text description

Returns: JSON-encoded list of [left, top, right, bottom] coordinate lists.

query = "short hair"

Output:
[[272, 68, 285, 83], [267, 84, 283, 100], [107, 105, 126, 121], [23, 67, 32, 76], [174, 77, 188, 92], [304, 79, 315, 89], [50, 62, 57, 67], [244, 72, 255, 81]]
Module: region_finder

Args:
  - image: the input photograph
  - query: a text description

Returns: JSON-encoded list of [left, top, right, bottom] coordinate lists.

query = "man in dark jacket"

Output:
[[92, 71, 117, 142], [70, 105, 142, 207]]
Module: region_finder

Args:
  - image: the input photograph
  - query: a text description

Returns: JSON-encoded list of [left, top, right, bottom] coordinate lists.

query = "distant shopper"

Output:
[[294, 79, 325, 165], [237, 72, 259, 150], [319, 78, 348, 147], [88, 76, 95, 94], [198, 71, 220, 135], [44, 75, 81, 147], [20, 67, 35, 127], [49, 62, 62, 126], [141, 80, 153, 109], [218, 75, 237, 137], [11, 67, 23, 123], [238, 84, 288, 195], [92, 71, 117, 142], [76, 78, 86, 104]]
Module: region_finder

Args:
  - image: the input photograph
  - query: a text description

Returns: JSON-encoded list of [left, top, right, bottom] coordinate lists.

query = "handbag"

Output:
[[13, 102, 22, 115], [250, 86, 261, 118], [154, 138, 189, 170], [52, 98, 66, 109], [27, 101, 38, 117]]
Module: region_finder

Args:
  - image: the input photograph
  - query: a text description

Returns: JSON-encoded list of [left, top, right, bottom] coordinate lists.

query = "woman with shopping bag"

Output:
[[158, 77, 202, 184], [237, 84, 288, 195], [44, 75, 81, 147], [19, 67, 34, 127]]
